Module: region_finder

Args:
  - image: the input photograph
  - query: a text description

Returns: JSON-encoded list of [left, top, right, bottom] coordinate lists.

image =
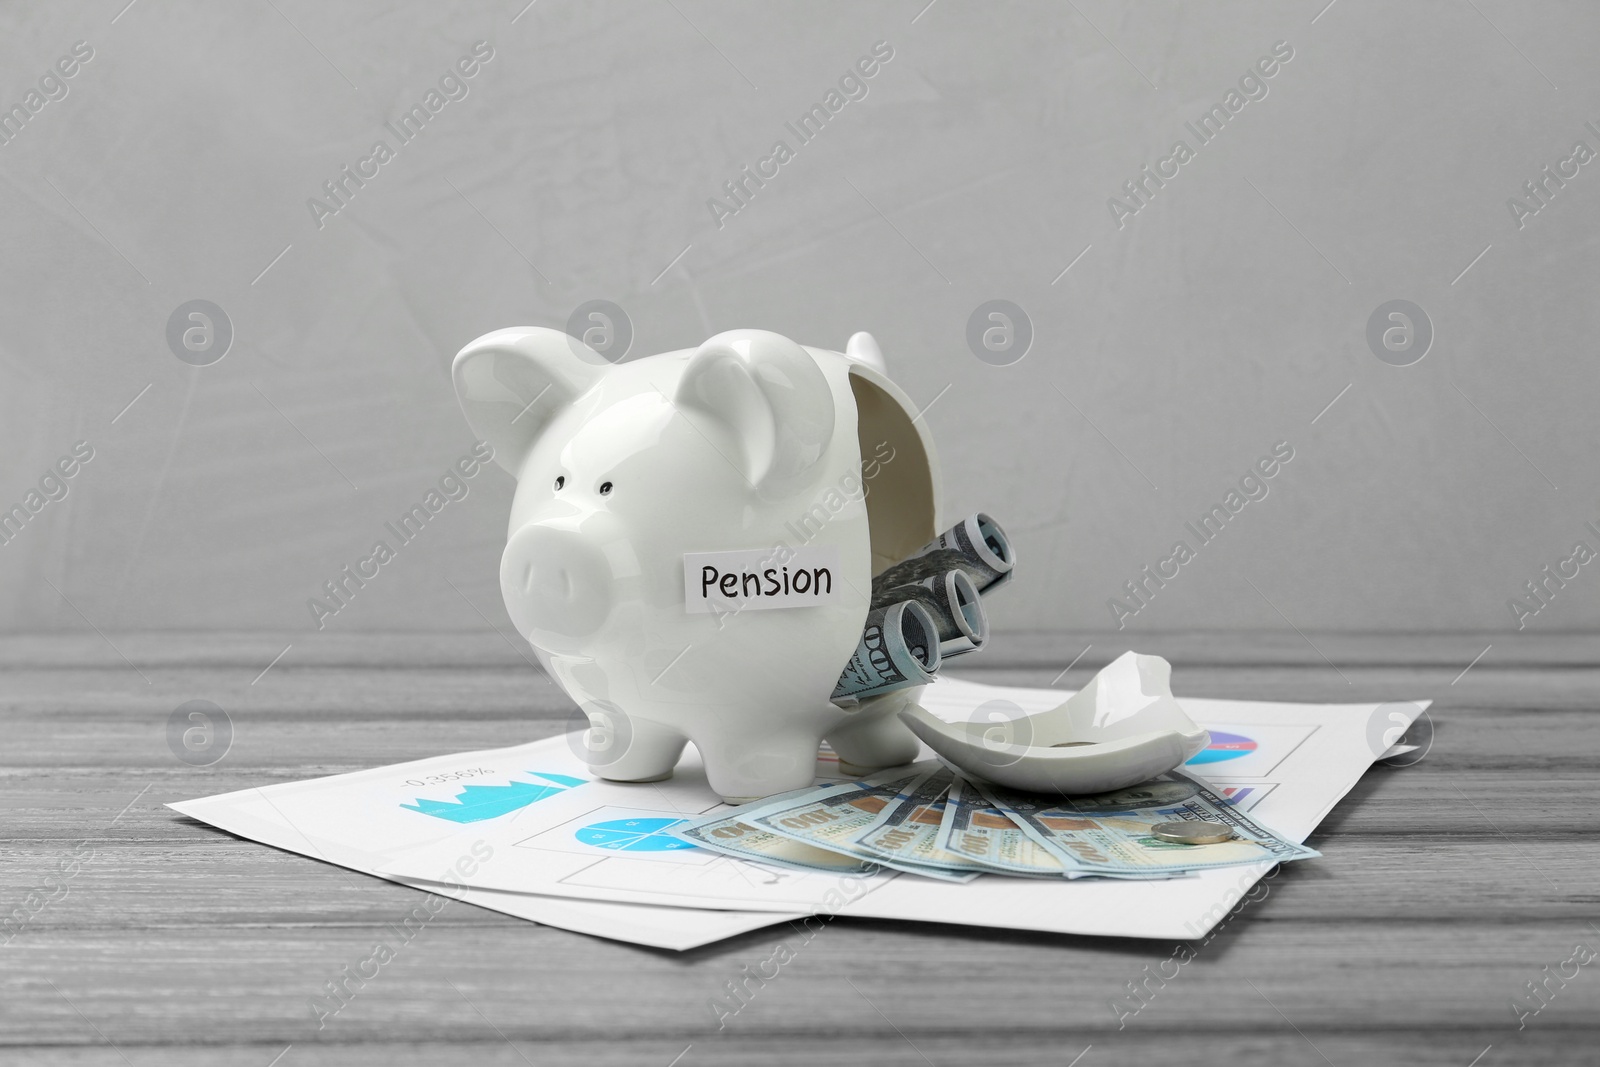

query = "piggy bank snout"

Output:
[[499, 523, 615, 650]]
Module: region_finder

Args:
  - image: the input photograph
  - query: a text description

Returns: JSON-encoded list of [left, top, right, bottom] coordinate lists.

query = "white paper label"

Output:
[[683, 546, 842, 614]]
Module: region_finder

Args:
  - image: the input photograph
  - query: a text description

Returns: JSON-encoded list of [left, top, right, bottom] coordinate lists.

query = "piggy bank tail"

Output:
[[845, 331, 887, 374]]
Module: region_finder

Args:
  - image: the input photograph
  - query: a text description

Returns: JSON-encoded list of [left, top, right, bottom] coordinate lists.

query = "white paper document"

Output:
[[172, 674, 1426, 948], [169, 755, 804, 951]]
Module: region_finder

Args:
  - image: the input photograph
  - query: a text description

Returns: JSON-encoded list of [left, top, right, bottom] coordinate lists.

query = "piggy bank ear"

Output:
[[452, 327, 605, 475], [674, 329, 834, 495]]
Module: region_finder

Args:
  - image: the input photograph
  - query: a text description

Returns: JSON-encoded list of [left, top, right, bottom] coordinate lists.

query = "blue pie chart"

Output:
[[1185, 730, 1258, 766], [574, 817, 695, 852]]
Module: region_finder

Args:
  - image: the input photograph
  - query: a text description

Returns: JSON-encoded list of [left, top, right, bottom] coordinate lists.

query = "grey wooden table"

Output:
[[4, 631, 1597, 1066]]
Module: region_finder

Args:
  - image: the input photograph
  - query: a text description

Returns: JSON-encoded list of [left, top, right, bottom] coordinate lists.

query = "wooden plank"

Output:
[[4, 1031, 1595, 1067], [3, 921, 1597, 1042], [1, 629, 1595, 670]]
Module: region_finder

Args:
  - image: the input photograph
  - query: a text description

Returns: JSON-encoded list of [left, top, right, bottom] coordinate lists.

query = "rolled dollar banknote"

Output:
[[870, 568, 988, 658], [871, 512, 1014, 595], [832, 599, 941, 702]]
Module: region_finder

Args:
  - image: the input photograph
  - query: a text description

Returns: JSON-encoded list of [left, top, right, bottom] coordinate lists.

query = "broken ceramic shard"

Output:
[[897, 651, 1209, 794]]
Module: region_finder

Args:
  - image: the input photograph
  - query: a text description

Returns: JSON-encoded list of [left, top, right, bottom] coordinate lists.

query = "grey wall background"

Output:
[[2, 0, 1597, 638]]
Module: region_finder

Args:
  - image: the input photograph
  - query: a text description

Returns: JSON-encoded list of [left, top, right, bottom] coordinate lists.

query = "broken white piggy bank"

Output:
[[452, 327, 940, 801], [899, 652, 1211, 795]]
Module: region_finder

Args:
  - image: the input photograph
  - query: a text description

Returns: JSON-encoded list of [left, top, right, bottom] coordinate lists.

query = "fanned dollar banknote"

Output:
[[675, 765, 1318, 881], [672, 802, 880, 875], [852, 766, 1000, 877], [740, 764, 980, 882], [932, 774, 1075, 877], [971, 772, 1321, 876]]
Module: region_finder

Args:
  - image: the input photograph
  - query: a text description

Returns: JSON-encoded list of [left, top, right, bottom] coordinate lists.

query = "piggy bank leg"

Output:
[[693, 726, 823, 804], [826, 693, 922, 776], [593, 716, 688, 784]]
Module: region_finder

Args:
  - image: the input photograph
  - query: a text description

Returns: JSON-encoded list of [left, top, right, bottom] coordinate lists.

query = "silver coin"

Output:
[[1150, 820, 1235, 845]]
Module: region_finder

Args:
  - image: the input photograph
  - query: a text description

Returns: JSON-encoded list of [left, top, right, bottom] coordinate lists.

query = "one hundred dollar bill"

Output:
[[852, 766, 996, 877], [743, 765, 980, 882], [832, 599, 941, 702], [671, 804, 880, 875], [871, 512, 1014, 595], [932, 775, 1077, 877], [870, 568, 988, 658], [971, 773, 1321, 877]]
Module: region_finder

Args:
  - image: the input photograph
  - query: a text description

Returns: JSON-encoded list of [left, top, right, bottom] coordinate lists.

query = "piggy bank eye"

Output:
[[598, 481, 614, 496], [553, 475, 565, 490]]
